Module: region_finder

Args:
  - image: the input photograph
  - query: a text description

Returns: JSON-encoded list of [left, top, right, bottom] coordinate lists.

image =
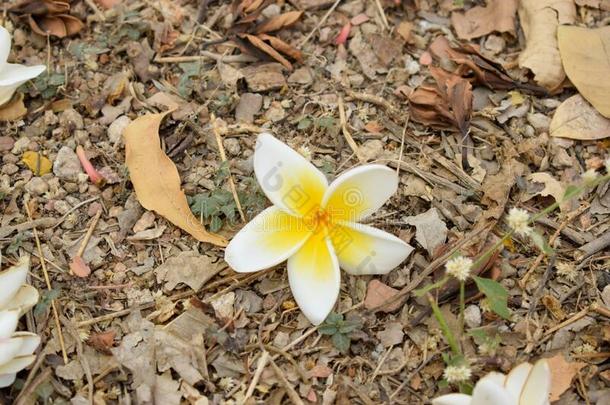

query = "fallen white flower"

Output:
[[225, 133, 414, 325], [0, 256, 41, 388], [433, 359, 551, 405], [0, 25, 46, 106]]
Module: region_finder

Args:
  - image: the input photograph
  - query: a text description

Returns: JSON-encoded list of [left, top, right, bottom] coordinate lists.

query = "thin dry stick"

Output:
[[154, 52, 256, 64], [395, 117, 409, 175], [268, 355, 305, 405], [374, 0, 389, 30], [543, 306, 589, 337], [298, 0, 341, 48], [75, 209, 102, 258], [243, 351, 270, 403], [24, 203, 68, 364], [210, 113, 246, 222], [338, 96, 364, 162]]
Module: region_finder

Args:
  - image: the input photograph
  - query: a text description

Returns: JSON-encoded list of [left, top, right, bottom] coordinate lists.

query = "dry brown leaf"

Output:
[[525, 172, 567, 211], [547, 354, 586, 401], [243, 34, 292, 70], [364, 280, 402, 312], [0, 93, 27, 121], [558, 25, 610, 118], [518, 0, 576, 90], [255, 11, 303, 34], [550, 94, 610, 140], [257, 33, 302, 62], [124, 113, 228, 246], [451, 0, 518, 40], [12, 0, 85, 38]]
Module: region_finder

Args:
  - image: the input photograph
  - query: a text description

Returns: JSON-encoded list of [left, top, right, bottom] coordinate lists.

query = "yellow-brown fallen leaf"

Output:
[[558, 25, 610, 118], [518, 0, 575, 91], [550, 94, 610, 140], [22, 151, 52, 176], [451, 0, 518, 40], [124, 113, 228, 247], [547, 353, 586, 401], [0, 93, 28, 121]]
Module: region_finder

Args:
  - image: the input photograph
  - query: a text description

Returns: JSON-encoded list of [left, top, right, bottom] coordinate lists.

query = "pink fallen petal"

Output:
[[335, 23, 351, 45], [70, 256, 91, 278], [350, 13, 369, 26], [76, 145, 106, 186], [419, 51, 433, 66]]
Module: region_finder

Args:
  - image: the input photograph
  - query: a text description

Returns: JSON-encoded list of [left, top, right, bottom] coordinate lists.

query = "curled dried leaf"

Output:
[[255, 11, 303, 34], [124, 113, 228, 247]]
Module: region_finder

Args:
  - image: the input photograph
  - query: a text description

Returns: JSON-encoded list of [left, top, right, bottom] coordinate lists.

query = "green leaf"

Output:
[[297, 117, 312, 130], [34, 289, 61, 317], [325, 312, 343, 324], [210, 216, 223, 232], [472, 276, 510, 320], [338, 320, 361, 334], [318, 324, 338, 335], [331, 332, 351, 353], [529, 231, 554, 255]]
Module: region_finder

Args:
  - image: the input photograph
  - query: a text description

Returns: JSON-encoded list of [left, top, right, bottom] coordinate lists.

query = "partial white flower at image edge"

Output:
[[224, 133, 414, 325], [0, 25, 46, 106], [433, 359, 551, 405], [0, 256, 41, 388]]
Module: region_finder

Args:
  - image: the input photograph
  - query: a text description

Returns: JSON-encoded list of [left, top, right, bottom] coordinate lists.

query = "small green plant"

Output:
[[30, 73, 65, 99], [319, 312, 361, 354], [417, 163, 610, 392], [189, 163, 266, 232], [177, 62, 202, 97]]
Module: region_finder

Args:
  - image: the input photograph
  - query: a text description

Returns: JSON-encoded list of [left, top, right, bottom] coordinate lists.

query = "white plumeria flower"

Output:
[[433, 359, 551, 405], [225, 134, 414, 325], [0, 26, 46, 106], [0, 256, 40, 388]]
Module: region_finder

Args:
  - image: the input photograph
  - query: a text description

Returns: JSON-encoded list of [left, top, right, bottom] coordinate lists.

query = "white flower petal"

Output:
[[0, 64, 45, 106], [432, 393, 472, 405], [225, 206, 311, 273], [519, 360, 550, 405], [0, 310, 19, 339], [480, 371, 507, 387], [323, 164, 398, 222], [0, 373, 17, 388], [3, 285, 39, 315], [287, 232, 340, 325], [0, 26, 10, 67], [0, 256, 30, 309], [254, 133, 328, 217], [471, 379, 515, 405], [0, 337, 23, 367], [331, 221, 413, 275], [0, 354, 36, 374], [504, 362, 532, 399], [11, 333, 40, 357]]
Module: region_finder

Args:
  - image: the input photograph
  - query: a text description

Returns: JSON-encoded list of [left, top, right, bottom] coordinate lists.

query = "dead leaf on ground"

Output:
[[255, 11, 303, 34], [0, 93, 28, 121], [451, 0, 518, 40], [404, 208, 448, 256], [11, 0, 85, 38], [154, 251, 222, 292], [547, 353, 587, 401], [524, 172, 567, 211], [124, 113, 228, 246], [364, 280, 402, 313], [558, 25, 610, 118], [550, 94, 610, 140], [517, 0, 576, 91]]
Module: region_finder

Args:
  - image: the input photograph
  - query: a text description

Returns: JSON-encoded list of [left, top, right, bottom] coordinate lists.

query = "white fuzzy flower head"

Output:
[[443, 365, 472, 384], [556, 262, 577, 282], [507, 207, 532, 236], [445, 256, 472, 281], [582, 169, 598, 185]]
